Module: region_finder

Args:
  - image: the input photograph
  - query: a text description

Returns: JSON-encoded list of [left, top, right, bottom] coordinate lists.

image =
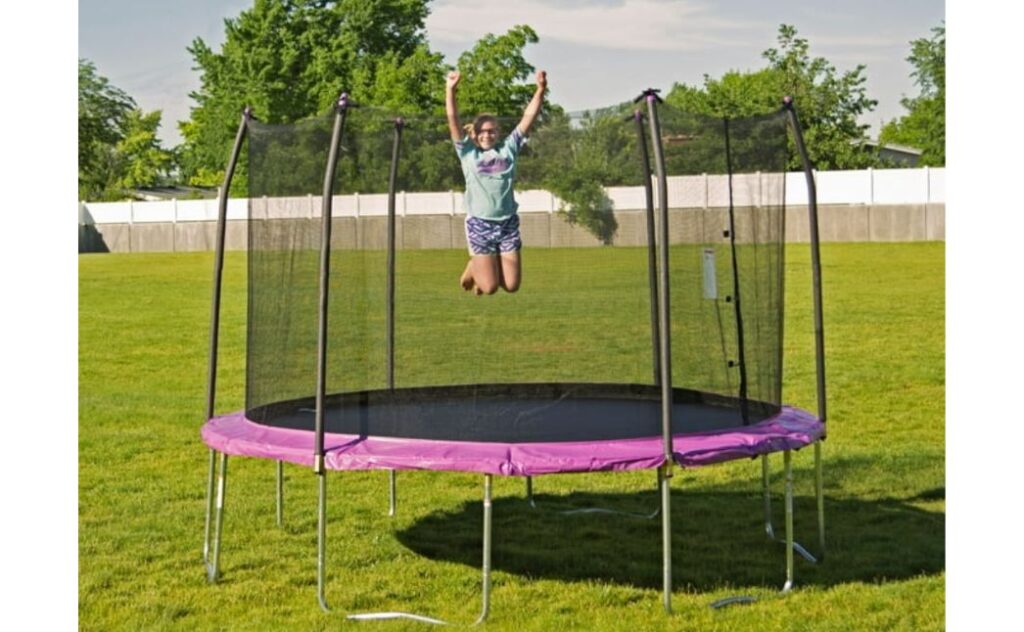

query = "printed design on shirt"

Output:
[[476, 152, 510, 175]]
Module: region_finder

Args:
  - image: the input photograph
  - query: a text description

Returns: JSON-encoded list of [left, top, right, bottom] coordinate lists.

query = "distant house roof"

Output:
[[860, 140, 922, 167], [134, 186, 218, 201]]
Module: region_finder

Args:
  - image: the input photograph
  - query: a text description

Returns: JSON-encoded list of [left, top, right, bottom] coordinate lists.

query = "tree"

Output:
[[79, 59, 135, 199], [114, 109, 174, 191], [879, 23, 945, 166], [178, 0, 445, 189], [452, 25, 544, 119], [667, 68, 783, 120], [79, 59, 172, 200], [666, 25, 880, 170]]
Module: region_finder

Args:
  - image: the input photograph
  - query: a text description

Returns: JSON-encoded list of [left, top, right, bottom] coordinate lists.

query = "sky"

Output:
[[78, 0, 945, 146]]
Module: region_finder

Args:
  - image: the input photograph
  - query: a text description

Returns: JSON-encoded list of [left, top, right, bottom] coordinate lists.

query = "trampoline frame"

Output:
[[201, 91, 829, 621]]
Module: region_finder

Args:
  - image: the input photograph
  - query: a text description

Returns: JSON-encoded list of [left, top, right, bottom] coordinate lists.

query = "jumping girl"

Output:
[[445, 69, 547, 295]]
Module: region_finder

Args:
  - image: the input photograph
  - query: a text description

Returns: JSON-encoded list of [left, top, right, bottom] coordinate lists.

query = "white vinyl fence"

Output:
[[79, 168, 945, 252], [80, 168, 944, 225]]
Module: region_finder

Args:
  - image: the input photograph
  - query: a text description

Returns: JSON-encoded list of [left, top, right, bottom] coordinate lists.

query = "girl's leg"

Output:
[[469, 255, 502, 295], [499, 252, 521, 293]]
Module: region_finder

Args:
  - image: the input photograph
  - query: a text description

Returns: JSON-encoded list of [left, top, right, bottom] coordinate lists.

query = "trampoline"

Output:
[[204, 383, 822, 474], [200, 91, 829, 622]]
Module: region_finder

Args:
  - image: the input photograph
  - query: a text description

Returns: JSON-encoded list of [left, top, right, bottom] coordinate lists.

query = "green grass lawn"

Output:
[[79, 242, 944, 630]]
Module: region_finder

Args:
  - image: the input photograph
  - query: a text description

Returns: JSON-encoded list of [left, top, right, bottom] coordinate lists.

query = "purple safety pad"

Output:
[[202, 407, 823, 476]]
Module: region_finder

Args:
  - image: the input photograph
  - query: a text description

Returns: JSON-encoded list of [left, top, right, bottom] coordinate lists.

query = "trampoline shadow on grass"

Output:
[[394, 483, 944, 591]]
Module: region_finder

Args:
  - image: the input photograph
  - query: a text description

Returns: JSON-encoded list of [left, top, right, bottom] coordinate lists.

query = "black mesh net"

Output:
[[244, 102, 788, 430], [656, 105, 788, 419]]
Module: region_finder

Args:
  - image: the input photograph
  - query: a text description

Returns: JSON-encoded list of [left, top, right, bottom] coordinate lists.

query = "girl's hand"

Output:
[[536, 70, 547, 91], [447, 71, 461, 91]]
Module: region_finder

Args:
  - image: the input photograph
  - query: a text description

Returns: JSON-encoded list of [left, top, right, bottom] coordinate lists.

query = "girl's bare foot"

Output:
[[460, 260, 475, 291]]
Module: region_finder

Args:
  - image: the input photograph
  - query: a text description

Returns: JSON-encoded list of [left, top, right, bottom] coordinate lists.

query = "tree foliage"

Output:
[[520, 106, 641, 244], [178, 0, 444, 188], [180, 0, 563, 204], [79, 59, 172, 200], [114, 110, 174, 191], [666, 24, 879, 170], [451, 25, 542, 118], [879, 23, 945, 166]]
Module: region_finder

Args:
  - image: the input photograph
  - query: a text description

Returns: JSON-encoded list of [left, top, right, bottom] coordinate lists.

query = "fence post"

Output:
[[128, 199, 135, 253], [172, 197, 178, 252]]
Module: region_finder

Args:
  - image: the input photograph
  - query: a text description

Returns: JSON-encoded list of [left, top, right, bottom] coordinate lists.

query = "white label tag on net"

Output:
[[702, 248, 718, 299]]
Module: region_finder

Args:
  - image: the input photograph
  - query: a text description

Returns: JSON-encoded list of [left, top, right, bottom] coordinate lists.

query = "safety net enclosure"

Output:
[[201, 94, 829, 618], [201, 100, 818, 477]]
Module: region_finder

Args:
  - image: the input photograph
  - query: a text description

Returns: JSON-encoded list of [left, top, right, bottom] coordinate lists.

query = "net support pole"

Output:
[[386, 118, 404, 517], [203, 107, 249, 571], [632, 106, 665, 510], [785, 97, 827, 560], [386, 117, 403, 390], [641, 88, 673, 614], [314, 93, 351, 612], [630, 109, 661, 385]]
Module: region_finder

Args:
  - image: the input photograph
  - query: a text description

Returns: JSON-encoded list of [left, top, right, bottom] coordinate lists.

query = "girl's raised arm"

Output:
[[445, 71, 463, 142], [516, 71, 547, 137]]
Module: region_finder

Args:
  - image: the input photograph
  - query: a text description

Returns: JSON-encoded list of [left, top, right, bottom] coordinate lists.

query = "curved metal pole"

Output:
[[386, 117, 404, 517], [629, 109, 661, 385], [782, 98, 827, 428], [203, 107, 249, 567], [386, 117, 403, 388], [315, 93, 352, 612], [643, 92, 673, 466], [314, 94, 351, 471], [641, 88, 673, 614], [784, 97, 828, 561]]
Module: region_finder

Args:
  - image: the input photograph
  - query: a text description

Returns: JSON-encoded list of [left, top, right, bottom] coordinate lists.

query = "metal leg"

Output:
[[815, 441, 825, 561], [203, 448, 216, 563], [762, 454, 775, 540], [388, 469, 397, 517], [762, 453, 817, 564], [276, 461, 284, 527], [317, 472, 329, 612], [526, 472, 660, 519], [660, 464, 673, 613], [474, 474, 493, 625], [206, 452, 228, 582], [782, 450, 794, 593]]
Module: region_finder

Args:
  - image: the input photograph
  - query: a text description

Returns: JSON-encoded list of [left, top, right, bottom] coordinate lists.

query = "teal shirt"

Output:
[[455, 128, 525, 221]]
